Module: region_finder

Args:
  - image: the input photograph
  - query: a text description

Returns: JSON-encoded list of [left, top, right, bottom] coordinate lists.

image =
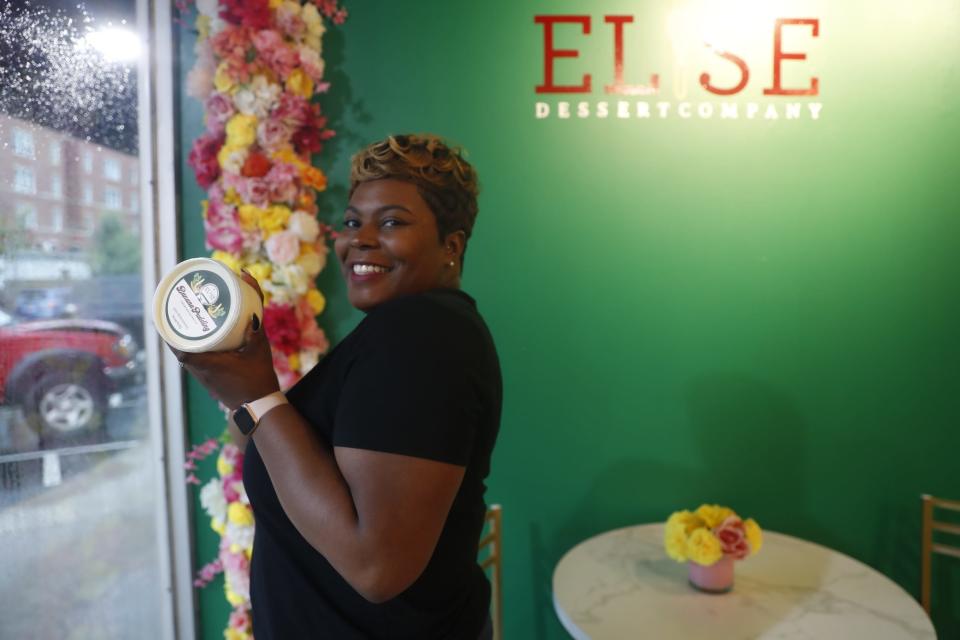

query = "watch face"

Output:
[[234, 407, 256, 435]]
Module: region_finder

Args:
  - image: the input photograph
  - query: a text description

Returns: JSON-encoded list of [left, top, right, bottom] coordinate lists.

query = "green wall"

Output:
[[177, 1, 960, 637]]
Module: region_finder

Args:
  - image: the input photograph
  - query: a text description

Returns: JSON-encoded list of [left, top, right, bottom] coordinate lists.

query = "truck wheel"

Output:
[[25, 371, 107, 445]]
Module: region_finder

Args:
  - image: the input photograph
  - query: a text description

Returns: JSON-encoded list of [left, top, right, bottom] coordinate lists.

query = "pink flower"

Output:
[[228, 608, 251, 631], [714, 516, 751, 560], [251, 29, 299, 78], [243, 178, 273, 207], [297, 305, 329, 352], [220, 0, 271, 30], [272, 93, 311, 128], [257, 117, 292, 151], [298, 45, 325, 82], [264, 303, 301, 355], [187, 131, 224, 189], [272, 349, 299, 389], [276, 3, 306, 39], [265, 230, 300, 265], [186, 59, 214, 100], [265, 161, 299, 203], [204, 92, 235, 134]]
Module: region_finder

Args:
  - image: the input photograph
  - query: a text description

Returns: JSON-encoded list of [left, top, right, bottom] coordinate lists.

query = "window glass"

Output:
[[13, 128, 35, 157], [13, 165, 35, 193], [104, 157, 121, 181], [0, 2, 168, 637], [48, 141, 61, 165], [104, 186, 122, 209]]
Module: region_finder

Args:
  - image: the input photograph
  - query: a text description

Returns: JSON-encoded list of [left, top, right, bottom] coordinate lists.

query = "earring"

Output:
[[448, 261, 455, 267]]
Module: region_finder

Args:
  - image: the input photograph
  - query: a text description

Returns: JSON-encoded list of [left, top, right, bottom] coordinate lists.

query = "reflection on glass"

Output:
[[0, 1, 163, 637]]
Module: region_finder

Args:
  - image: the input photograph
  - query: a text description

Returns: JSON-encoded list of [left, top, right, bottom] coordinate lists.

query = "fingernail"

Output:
[[251, 314, 261, 331]]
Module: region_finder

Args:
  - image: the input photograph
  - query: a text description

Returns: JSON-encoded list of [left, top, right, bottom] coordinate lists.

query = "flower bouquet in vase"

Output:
[[664, 504, 763, 593]]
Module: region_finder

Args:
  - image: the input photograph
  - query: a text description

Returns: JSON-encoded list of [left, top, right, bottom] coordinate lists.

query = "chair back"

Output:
[[479, 504, 503, 640], [921, 494, 960, 613]]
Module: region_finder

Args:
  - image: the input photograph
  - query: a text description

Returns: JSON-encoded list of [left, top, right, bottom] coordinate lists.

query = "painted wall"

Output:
[[177, 1, 960, 637]]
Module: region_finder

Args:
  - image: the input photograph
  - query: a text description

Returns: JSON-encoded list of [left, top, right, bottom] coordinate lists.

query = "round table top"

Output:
[[553, 523, 935, 640]]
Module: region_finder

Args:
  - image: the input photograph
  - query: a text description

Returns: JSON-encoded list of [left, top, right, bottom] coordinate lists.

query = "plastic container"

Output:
[[152, 257, 262, 353]]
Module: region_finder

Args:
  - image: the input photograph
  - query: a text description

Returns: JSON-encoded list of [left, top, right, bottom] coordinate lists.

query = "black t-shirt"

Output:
[[243, 288, 502, 639]]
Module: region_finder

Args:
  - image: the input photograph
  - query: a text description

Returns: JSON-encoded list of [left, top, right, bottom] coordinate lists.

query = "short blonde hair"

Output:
[[349, 134, 480, 265]]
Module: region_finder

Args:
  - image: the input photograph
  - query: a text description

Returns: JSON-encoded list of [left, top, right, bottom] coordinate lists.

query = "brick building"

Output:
[[0, 113, 140, 254]]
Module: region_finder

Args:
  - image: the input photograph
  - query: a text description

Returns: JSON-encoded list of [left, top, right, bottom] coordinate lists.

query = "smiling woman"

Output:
[[178, 134, 502, 639]]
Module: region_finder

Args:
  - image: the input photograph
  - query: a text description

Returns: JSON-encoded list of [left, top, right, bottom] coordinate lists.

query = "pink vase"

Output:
[[688, 555, 734, 593]]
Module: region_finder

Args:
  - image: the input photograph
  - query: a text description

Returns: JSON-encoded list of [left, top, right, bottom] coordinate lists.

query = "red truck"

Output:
[[0, 317, 143, 445]]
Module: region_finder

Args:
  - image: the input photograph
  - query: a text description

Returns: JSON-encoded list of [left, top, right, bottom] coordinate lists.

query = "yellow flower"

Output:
[[225, 114, 258, 148], [288, 353, 301, 371], [225, 585, 245, 607], [744, 518, 763, 555], [285, 68, 314, 98], [211, 251, 241, 274], [273, 147, 305, 168], [306, 289, 326, 315], [230, 543, 242, 555], [224, 629, 246, 640], [214, 62, 235, 93], [667, 510, 706, 535], [237, 204, 262, 231], [211, 518, 225, 535], [695, 504, 735, 529], [201, 200, 209, 219], [259, 205, 291, 233], [217, 144, 247, 173], [268, 0, 283, 8], [664, 525, 688, 562], [196, 15, 210, 41], [227, 502, 254, 527], [216, 454, 234, 477], [224, 188, 242, 206], [687, 528, 723, 566], [247, 261, 273, 284]]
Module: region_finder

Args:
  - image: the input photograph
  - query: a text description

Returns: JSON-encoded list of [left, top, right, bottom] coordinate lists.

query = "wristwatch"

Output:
[[233, 391, 288, 436]]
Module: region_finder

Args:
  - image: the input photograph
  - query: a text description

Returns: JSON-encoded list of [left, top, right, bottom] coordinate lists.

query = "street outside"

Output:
[[0, 386, 165, 640]]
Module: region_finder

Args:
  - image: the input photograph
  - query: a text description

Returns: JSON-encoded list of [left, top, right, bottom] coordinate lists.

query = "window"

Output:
[[104, 157, 121, 181], [0, 2, 185, 637], [16, 202, 38, 230], [13, 165, 36, 194], [49, 141, 62, 165], [130, 191, 139, 212], [13, 128, 35, 158], [131, 168, 138, 186], [104, 186, 122, 209], [49, 206, 64, 232]]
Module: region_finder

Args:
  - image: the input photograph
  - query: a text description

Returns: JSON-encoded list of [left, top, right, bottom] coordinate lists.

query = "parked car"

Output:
[[0, 318, 143, 445], [13, 287, 78, 320]]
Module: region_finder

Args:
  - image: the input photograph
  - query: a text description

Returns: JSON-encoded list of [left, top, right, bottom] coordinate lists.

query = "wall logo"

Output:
[[533, 12, 822, 121]]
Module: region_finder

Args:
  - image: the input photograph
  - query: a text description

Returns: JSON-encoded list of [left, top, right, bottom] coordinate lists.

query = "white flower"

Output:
[[288, 210, 320, 242], [234, 76, 281, 119], [199, 479, 227, 523], [196, 0, 218, 18], [299, 349, 319, 374], [225, 521, 255, 550], [274, 264, 310, 296]]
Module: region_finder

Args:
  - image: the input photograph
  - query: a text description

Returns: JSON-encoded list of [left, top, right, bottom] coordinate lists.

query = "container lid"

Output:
[[152, 258, 241, 352]]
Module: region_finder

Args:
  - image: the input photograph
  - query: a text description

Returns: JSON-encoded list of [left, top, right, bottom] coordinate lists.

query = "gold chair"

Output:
[[920, 494, 960, 614], [479, 504, 503, 640]]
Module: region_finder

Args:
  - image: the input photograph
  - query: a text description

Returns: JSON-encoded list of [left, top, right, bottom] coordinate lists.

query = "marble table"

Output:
[[553, 524, 936, 639]]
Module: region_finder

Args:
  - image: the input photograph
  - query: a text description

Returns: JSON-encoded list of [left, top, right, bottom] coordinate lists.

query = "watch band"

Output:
[[243, 391, 289, 427]]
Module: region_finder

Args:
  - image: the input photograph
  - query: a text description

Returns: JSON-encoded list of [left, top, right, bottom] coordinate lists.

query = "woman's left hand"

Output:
[[171, 271, 280, 410]]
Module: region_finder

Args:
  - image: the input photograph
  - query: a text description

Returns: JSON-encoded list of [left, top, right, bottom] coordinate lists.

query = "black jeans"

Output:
[[477, 614, 493, 640]]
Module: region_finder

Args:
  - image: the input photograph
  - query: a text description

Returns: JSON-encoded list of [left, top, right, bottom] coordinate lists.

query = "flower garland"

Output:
[[182, 1, 347, 638]]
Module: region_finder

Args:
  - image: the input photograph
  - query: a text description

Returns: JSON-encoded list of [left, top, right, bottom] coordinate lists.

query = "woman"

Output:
[[176, 134, 501, 639]]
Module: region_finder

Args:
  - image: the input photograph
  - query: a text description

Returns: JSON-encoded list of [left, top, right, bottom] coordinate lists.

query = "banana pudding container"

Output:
[[152, 257, 262, 353]]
